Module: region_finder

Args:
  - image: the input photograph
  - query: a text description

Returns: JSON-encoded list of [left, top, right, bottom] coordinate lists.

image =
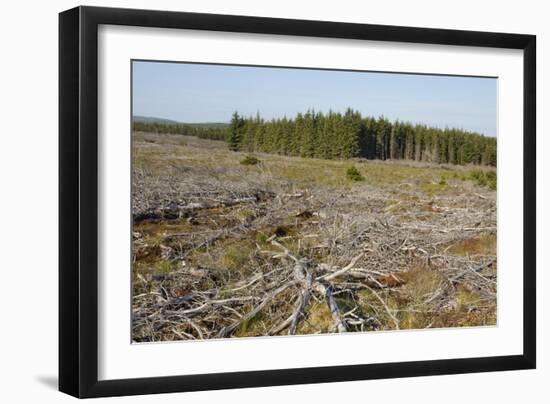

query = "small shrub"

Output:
[[467, 169, 496, 190], [486, 171, 497, 191], [469, 169, 484, 181], [240, 155, 260, 165], [421, 181, 446, 196], [346, 166, 365, 182], [438, 176, 447, 186], [469, 169, 487, 187]]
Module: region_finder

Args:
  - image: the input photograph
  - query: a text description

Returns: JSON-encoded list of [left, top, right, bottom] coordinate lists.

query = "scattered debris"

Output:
[[132, 133, 497, 342]]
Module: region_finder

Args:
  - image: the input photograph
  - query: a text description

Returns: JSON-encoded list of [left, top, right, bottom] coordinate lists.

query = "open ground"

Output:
[[132, 132, 497, 342]]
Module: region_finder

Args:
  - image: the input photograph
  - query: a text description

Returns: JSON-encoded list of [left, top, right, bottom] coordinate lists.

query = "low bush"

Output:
[[467, 169, 496, 190], [469, 169, 487, 187], [240, 155, 260, 165], [346, 166, 365, 182], [487, 171, 497, 191]]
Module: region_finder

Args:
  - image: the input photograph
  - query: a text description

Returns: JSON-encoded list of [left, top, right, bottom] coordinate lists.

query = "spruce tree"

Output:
[[220, 109, 495, 167], [227, 111, 243, 151]]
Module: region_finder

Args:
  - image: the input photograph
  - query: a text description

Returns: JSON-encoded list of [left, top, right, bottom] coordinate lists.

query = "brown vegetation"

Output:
[[132, 133, 496, 342]]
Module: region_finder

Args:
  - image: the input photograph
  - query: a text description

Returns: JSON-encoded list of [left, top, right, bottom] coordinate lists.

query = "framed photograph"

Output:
[[59, 6, 536, 398]]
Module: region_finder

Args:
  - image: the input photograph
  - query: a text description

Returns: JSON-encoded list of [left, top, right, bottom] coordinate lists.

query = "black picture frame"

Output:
[[59, 5, 536, 398]]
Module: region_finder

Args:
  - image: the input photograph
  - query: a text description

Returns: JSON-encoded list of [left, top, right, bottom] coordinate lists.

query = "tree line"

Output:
[[132, 121, 227, 141], [227, 109, 496, 166], [132, 110, 497, 167]]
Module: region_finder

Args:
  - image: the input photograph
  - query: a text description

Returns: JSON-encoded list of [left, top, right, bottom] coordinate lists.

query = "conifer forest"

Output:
[[132, 111, 497, 342], [133, 109, 497, 166]]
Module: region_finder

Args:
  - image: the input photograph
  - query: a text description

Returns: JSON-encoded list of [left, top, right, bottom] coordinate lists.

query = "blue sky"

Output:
[[132, 61, 497, 137]]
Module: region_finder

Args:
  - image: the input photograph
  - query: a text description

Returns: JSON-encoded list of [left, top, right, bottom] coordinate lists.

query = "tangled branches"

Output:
[[131, 133, 497, 342]]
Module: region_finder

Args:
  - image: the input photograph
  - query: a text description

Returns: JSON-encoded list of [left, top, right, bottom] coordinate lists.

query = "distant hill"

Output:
[[133, 116, 228, 129], [185, 122, 229, 129], [133, 116, 182, 125]]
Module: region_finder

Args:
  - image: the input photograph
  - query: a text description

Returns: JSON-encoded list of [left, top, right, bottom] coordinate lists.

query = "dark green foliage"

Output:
[[486, 171, 497, 191], [469, 169, 487, 186], [228, 112, 245, 151], [240, 155, 260, 165], [225, 109, 496, 167], [469, 169, 497, 189], [346, 166, 365, 182], [132, 121, 227, 141]]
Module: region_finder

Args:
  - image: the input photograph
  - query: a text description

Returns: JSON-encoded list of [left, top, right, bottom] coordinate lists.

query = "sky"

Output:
[[132, 61, 497, 137]]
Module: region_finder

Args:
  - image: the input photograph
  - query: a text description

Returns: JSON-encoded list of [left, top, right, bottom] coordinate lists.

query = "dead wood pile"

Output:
[[132, 180, 496, 341]]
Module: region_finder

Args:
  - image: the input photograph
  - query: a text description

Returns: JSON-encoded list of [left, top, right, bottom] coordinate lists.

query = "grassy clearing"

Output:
[[133, 133, 494, 193]]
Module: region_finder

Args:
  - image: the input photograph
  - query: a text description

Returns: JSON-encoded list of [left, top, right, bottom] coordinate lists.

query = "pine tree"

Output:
[[227, 111, 244, 151], [220, 109, 495, 166]]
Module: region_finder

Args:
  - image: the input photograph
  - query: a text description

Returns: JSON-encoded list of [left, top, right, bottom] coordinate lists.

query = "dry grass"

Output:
[[447, 234, 497, 257], [131, 133, 497, 342]]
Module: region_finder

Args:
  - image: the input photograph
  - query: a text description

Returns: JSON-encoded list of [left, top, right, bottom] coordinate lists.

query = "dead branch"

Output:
[[216, 280, 298, 338]]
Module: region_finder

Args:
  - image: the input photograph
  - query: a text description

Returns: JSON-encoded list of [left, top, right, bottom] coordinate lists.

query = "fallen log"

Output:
[[134, 191, 275, 223]]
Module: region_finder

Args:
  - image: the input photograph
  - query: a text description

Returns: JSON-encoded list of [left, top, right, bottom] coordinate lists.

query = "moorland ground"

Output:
[[132, 132, 497, 342]]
